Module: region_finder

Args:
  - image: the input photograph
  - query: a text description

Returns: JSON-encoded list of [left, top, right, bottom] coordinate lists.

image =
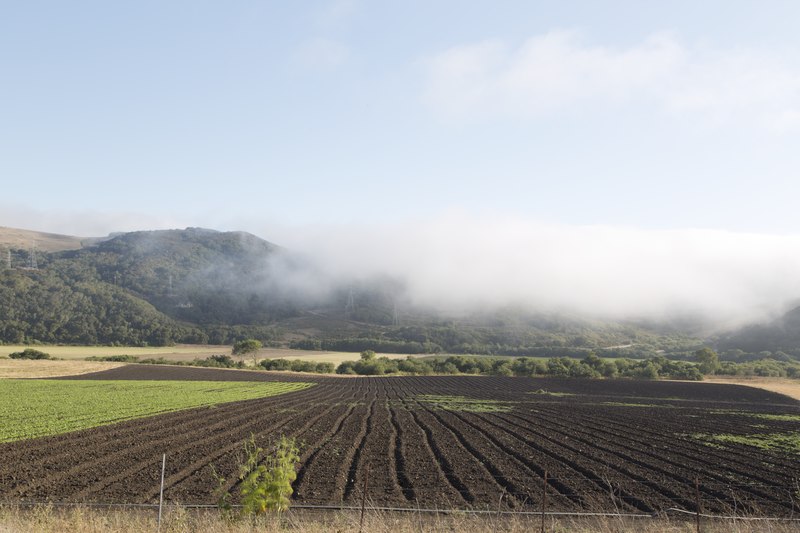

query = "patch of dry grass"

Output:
[[0, 226, 85, 252], [705, 376, 800, 401], [0, 506, 798, 533], [0, 344, 229, 361], [0, 359, 125, 379], [253, 349, 410, 365], [0, 345, 411, 364]]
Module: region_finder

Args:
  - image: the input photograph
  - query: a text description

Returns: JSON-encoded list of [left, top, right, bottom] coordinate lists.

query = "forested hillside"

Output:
[[0, 228, 289, 346], [1, 226, 798, 362]]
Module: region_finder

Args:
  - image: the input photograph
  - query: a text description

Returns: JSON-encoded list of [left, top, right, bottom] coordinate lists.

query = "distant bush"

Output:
[[288, 339, 322, 350], [259, 359, 335, 374], [9, 348, 51, 360], [138, 357, 174, 365], [332, 353, 710, 380], [716, 359, 800, 378], [193, 354, 239, 368], [85, 355, 140, 363]]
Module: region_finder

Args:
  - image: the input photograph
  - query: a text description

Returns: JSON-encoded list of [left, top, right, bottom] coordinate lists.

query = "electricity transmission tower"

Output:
[[28, 242, 38, 270]]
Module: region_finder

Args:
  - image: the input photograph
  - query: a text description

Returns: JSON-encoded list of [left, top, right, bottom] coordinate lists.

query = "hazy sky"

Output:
[[2, 1, 800, 236]]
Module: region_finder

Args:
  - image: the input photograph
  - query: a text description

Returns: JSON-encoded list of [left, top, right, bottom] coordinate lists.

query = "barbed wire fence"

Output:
[[3, 480, 800, 533]]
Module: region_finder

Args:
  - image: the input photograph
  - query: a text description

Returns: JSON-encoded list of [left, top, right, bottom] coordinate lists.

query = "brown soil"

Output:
[[1, 365, 798, 517]]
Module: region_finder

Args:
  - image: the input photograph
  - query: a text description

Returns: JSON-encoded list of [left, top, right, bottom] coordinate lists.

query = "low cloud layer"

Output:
[[277, 215, 800, 329], [5, 208, 800, 330], [423, 30, 800, 130]]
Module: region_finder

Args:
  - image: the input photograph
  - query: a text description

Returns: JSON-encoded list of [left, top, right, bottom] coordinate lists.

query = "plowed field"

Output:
[[1, 365, 798, 516]]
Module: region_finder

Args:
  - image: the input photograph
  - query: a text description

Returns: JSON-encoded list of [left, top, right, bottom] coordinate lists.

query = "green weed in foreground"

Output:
[[693, 431, 800, 454], [601, 402, 663, 408], [0, 380, 313, 443], [530, 389, 576, 397], [710, 410, 800, 423], [219, 435, 301, 515], [417, 395, 513, 413]]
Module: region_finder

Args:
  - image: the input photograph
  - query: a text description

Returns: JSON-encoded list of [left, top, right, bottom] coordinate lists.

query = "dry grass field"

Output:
[[0, 359, 125, 379], [0, 226, 86, 252], [0, 344, 228, 361], [0, 345, 409, 364], [0, 505, 798, 533], [704, 376, 800, 401]]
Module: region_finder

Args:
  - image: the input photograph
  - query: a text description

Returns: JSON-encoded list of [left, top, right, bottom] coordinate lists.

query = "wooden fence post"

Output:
[[157, 453, 166, 533], [358, 463, 370, 533], [694, 476, 701, 533]]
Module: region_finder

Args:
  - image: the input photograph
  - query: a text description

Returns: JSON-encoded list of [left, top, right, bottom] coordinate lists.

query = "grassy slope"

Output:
[[0, 226, 87, 252], [0, 380, 313, 442]]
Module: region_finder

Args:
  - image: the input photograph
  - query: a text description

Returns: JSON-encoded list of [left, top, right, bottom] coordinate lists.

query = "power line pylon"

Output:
[[29, 242, 38, 270], [345, 287, 355, 315]]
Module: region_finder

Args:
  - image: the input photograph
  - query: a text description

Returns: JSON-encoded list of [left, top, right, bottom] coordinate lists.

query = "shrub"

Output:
[[212, 435, 301, 517], [336, 361, 356, 374], [546, 358, 571, 377], [238, 435, 300, 514], [314, 362, 335, 373], [397, 357, 433, 375], [600, 361, 619, 378], [260, 359, 289, 371], [569, 362, 600, 378], [289, 360, 316, 373], [632, 362, 659, 379], [9, 348, 50, 360]]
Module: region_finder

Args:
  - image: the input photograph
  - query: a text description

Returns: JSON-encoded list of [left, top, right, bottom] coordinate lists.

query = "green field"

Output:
[[0, 380, 313, 443]]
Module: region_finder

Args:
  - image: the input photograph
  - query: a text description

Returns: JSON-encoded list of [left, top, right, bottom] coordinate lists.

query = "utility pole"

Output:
[[28, 242, 38, 270]]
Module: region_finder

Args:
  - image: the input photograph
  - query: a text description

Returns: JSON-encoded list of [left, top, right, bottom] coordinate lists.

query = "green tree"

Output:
[[232, 339, 263, 365], [694, 347, 720, 374]]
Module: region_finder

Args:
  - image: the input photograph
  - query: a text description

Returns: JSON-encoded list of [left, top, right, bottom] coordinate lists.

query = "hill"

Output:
[[1, 225, 796, 362], [0, 228, 290, 346], [714, 305, 800, 358], [0, 226, 89, 254]]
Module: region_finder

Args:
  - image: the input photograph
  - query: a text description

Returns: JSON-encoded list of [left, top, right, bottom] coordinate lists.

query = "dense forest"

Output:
[[2, 227, 799, 363]]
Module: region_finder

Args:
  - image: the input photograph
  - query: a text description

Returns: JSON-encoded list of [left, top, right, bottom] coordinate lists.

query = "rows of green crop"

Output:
[[0, 380, 313, 443]]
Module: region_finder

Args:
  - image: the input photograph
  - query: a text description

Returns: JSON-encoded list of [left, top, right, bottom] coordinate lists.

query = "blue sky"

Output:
[[3, 0, 800, 237]]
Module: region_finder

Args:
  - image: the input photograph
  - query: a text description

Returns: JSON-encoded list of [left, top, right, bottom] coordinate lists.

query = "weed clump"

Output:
[[214, 435, 301, 517]]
